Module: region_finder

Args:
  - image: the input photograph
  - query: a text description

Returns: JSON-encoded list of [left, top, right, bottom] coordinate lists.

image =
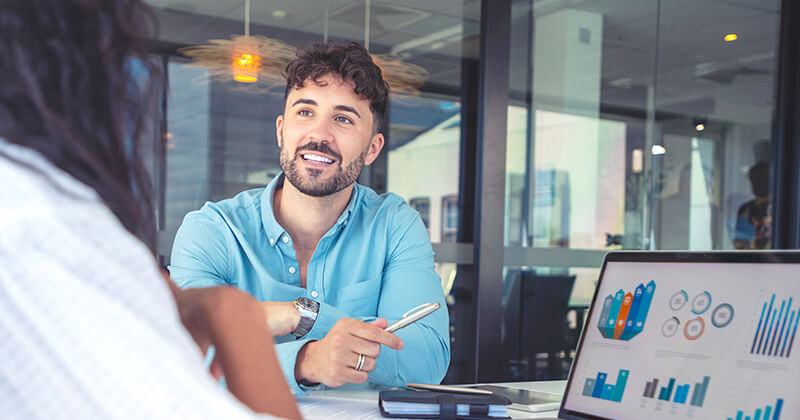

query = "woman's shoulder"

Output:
[[0, 139, 98, 212]]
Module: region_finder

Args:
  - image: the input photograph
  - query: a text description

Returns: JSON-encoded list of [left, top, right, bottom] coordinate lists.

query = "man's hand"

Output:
[[262, 301, 301, 336], [294, 318, 404, 387]]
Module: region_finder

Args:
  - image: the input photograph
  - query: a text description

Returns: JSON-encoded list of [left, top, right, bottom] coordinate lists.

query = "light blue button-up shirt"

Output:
[[169, 174, 450, 395]]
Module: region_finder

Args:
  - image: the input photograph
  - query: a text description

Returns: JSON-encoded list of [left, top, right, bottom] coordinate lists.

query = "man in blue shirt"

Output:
[[169, 41, 450, 395]]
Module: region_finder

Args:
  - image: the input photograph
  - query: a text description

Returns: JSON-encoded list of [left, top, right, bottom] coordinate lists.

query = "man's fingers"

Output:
[[348, 351, 378, 372], [357, 354, 377, 373], [345, 335, 382, 358], [370, 318, 388, 329], [350, 321, 404, 350]]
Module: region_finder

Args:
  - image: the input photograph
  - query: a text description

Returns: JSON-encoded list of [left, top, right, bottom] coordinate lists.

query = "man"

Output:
[[169, 41, 450, 395], [734, 161, 771, 249]]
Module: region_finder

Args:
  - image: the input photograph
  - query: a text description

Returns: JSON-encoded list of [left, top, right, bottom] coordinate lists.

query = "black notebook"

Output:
[[378, 390, 511, 419]]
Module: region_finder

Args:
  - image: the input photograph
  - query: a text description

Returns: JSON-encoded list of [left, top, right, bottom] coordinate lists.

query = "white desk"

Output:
[[299, 381, 567, 419]]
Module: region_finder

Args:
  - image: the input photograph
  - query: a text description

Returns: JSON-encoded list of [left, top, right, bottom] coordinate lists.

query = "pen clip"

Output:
[[402, 303, 432, 318]]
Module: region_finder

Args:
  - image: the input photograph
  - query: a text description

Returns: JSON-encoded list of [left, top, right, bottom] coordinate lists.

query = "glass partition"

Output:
[[502, 0, 781, 380]]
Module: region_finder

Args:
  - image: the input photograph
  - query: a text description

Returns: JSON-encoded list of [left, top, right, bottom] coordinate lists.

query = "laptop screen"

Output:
[[560, 253, 800, 420]]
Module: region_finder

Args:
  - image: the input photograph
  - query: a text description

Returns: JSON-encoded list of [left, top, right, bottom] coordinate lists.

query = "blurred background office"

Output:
[[141, 0, 798, 384]]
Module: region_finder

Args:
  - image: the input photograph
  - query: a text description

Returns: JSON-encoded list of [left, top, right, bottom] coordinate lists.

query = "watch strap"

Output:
[[292, 297, 319, 338]]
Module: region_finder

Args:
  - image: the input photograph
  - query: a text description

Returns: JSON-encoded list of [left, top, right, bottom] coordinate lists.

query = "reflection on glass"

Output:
[[505, 0, 779, 252], [408, 197, 431, 231], [507, 107, 627, 249], [654, 136, 716, 250], [387, 101, 461, 245], [734, 161, 771, 249]]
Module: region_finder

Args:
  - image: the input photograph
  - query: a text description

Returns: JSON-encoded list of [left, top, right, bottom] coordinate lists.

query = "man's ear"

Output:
[[275, 115, 284, 148], [364, 133, 385, 166]]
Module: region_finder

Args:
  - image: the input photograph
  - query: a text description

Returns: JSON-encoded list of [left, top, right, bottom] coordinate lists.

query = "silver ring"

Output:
[[355, 353, 366, 371]]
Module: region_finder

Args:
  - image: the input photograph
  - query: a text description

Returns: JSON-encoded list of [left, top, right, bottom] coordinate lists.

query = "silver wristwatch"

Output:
[[292, 297, 320, 338]]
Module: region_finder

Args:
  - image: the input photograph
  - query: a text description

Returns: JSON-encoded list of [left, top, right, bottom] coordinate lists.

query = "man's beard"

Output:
[[279, 139, 370, 197]]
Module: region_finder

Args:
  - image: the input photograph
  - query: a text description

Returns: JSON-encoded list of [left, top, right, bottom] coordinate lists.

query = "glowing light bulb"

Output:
[[232, 52, 260, 83], [724, 33, 738, 42], [652, 145, 666, 155], [695, 123, 705, 131]]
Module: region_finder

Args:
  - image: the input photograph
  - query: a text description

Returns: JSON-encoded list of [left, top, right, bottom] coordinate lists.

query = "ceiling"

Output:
[[144, 0, 781, 125]]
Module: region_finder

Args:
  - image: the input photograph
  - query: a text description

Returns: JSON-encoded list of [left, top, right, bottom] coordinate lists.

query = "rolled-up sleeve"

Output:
[[368, 210, 451, 386]]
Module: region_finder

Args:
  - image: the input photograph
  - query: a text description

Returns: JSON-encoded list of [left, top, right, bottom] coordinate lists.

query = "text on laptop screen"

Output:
[[562, 260, 800, 420]]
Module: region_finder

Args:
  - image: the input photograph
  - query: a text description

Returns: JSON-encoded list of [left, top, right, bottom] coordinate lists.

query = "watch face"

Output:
[[297, 297, 319, 311]]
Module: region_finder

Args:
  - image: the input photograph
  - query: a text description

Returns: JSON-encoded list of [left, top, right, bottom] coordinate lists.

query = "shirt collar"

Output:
[[260, 172, 359, 247]]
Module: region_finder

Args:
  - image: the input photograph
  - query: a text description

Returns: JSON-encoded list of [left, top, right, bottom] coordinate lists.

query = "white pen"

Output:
[[384, 302, 441, 333]]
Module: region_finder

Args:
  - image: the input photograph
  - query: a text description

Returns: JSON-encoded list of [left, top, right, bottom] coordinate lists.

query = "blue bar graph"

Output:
[[751, 294, 798, 358], [727, 398, 783, 420], [674, 384, 690, 404], [591, 372, 606, 398], [644, 375, 710, 407], [582, 369, 629, 403], [659, 378, 676, 401]]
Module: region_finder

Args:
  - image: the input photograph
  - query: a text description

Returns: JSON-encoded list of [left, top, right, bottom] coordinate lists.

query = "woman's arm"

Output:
[[164, 274, 302, 420]]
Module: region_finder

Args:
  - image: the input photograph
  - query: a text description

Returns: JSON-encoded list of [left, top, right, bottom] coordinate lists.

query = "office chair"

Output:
[[503, 270, 575, 380]]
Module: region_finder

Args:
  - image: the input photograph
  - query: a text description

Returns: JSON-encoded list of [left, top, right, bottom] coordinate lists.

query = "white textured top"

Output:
[[0, 140, 276, 420]]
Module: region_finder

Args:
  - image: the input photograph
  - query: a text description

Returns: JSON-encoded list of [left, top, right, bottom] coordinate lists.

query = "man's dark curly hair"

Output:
[[284, 41, 389, 133]]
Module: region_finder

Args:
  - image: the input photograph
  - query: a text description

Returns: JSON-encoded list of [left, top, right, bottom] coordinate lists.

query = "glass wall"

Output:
[[501, 0, 781, 380]]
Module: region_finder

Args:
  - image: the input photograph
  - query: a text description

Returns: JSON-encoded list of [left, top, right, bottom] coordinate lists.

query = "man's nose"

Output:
[[308, 118, 334, 143]]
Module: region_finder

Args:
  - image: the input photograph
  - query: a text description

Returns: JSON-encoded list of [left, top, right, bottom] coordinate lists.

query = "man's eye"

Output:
[[335, 116, 352, 124], [299, 110, 313, 117]]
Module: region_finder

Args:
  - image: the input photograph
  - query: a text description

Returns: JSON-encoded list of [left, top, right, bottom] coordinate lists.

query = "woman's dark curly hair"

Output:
[[0, 0, 161, 252], [284, 41, 389, 132]]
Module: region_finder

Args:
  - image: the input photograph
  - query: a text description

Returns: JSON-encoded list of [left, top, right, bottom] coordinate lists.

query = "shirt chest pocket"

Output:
[[334, 275, 382, 316]]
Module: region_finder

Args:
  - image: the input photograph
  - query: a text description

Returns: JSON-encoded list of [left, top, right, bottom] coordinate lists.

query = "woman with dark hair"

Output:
[[0, 1, 300, 419]]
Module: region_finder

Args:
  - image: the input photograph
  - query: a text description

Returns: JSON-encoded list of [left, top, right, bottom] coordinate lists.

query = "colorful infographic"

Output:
[[582, 369, 629, 403], [642, 375, 710, 407], [751, 294, 798, 358], [661, 289, 734, 341], [597, 280, 656, 340]]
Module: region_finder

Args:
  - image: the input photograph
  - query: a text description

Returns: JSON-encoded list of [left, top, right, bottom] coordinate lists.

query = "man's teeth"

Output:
[[302, 154, 334, 164]]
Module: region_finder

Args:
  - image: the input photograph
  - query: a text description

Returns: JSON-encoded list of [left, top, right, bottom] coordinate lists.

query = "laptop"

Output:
[[550, 251, 800, 420]]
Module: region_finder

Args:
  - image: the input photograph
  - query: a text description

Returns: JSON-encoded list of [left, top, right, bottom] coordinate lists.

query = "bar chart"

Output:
[[581, 369, 629, 403], [750, 294, 798, 358], [727, 398, 783, 420], [596, 280, 656, 341], [641, 375, 710, 407]]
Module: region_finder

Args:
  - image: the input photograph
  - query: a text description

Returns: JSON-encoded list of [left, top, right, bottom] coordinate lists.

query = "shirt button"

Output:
[[282, 236, 290, 243], [269, 238, 274, 245], [288, 266, 296, 274], [311, 290, 319, 298]]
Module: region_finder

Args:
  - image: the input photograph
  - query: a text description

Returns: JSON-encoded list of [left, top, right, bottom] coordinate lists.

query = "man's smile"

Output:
[[300, 153, 336, 166]]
